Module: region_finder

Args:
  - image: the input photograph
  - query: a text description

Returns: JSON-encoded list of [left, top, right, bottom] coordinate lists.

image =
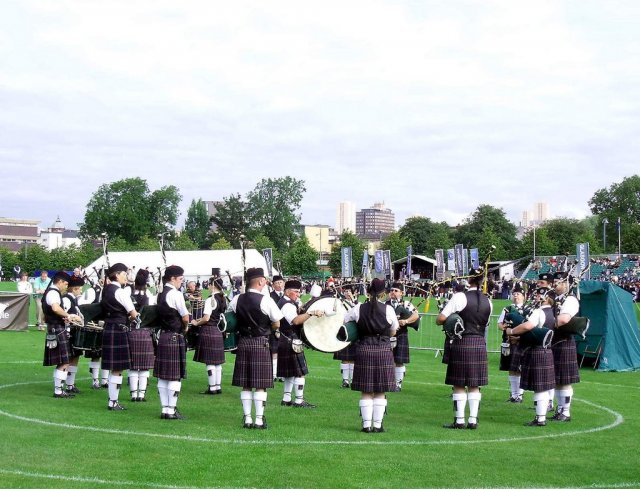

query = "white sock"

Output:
[[101, 369, 110, 385], [372, 398, 387, 429], [241, 391, 253, 419], [272, 358, 278, 378], [534, 391, 550, 421], [547, 389, 555, 409], [452, 393, 467, 424], [66, 365, 78, 387], [138, 370, 150, 399], [348, 363, 354, 381], [395, 366, 406, 385], [158, 379, 170, 414], [89, 361, 100, 382], [129, 370, 140, 398], [53, 368, 67, 394], [467, 392, 481, 424], [294, 377, 306, 404], [108, 374, 123, 406], [556, 387, 573, 416], [508, 375, 521, 398], [341, 363, 349, 381], [214, 365, 222, 390], [359, 399, 374, 428], [283, 377, 294, 402], [167, 380, 181, 413], [206, 365, 216, 390], [254, 391, 267, 426]]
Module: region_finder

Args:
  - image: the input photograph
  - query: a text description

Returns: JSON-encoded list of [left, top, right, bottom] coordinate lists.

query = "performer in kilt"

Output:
[[127, 268, 155, 402], [505, 287, 556, 426], [62, 275, 86, 394], [229, 268, 283, 429], [550, 271, 580, 422], [269, 275, 285, 381], [497, 282, 527, 403], [154, 265, 190, 420], [191, 277, 227, 395], [344, 278, 398, 433], [277, 279, 324, 408], [333, 286, 358, 388], [436, 268, 492, 430], [101, 263, 139, 410], [386, 282, 419, 392], [43, 272, 81, 398]]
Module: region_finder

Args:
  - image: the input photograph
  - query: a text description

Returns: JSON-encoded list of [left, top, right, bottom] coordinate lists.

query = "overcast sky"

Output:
[[1, 0, 639, 233]]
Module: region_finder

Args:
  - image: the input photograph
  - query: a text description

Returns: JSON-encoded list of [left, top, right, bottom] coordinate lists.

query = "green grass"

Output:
[[1, 323, 640, 489]]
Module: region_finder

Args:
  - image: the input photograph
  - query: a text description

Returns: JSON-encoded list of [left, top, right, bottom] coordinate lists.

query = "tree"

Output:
[[80, 177, 181, 245], [399, 217, 453, 256], [246, 177, 306, 252], [283, 236, 318, 276], [134, 236, 162, 251], [212, 193, 249, 248], [210, 237, 232, 250], [589, 175, 640, 253], [380, 231, 411, 262], [173, 233, 198, 251], [541, 218, 599, 255], [328, 231, 367, 277], [454, 205, 518, 260], [184, 198, 211, 249], [517, 227, 556, 259]]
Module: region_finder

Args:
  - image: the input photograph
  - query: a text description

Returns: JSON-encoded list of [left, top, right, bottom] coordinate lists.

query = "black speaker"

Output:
[[211, 267, 220, 277]]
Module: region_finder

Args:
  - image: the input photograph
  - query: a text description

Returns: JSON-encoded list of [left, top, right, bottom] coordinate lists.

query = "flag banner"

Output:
[[262, 248, 273, 277], [454, 244, 464, 276], [341, 247, 353, 278], [374, 250, 384, 273], [462, 248, 469, 276], [0, 292, 30, 331], [406, 245, 413, 277], [577, 243, 590, 280], [447, 248, 455, 271], [470, 248, 479, 269], [383, 250, 392, 278], [361, 250, 369, 277], [435, 249, 445, 280]]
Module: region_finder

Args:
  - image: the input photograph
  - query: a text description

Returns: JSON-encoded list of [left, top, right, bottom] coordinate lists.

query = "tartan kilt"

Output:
[[333, 342, 356, 361], [551, 336, 580, 385], [232, 336, 273, 389], [393, 330, 410, 364], [101, 322, 131, 371], [520, 346, 555, 392], [351, 337, 395, 393], [441, 337, 451, 364], [269, 332, 279, 354], [499, 343, 523, 372], [153, 331, 187, 381], [193, 325, 226, 366], [276, 335, 308, 378], [445, 335, 488, 387], [43, 325, 72, 366], [128, 328, 155, 370]]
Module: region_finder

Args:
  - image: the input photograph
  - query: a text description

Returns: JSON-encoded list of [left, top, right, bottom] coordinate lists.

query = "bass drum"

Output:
[[301, 296, 353, 353]]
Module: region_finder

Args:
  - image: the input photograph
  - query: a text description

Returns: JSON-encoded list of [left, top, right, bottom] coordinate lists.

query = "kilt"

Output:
[[441, 337, 451, 364], [128, 328, 155, 370], [351, 337, 395, 393], [101, 322, 131, 371], [232, 336, 273, 389], [393, 330, 410, 364], [276, 335, 308, 378], [444, 335, 488, 388], [43, 325, 72, 366], [269, 332, 279, 354], [499, 343, 523, 372], [333, 342, 356, 362], [520, 346, 555, 392], [153, 331, 187, 381], [193, 325, 226, 366], [551, 337, 580, 385]]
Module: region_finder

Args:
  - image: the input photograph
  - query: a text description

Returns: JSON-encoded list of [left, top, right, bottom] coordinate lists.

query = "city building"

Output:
[[0, 217, 40, 252], [535, 202, 549, 223], [336, 201, 356, 234], [39, 216, 81, 250], [355, 202, 395, 240], [300, 224, 333, 269], [203, 200, 221, 231]]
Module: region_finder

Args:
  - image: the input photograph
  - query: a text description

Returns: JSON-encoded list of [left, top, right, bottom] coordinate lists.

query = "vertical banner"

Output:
[[435, 249, 445, 280], [454, 244, 464, 276], [341, 247, 353, 278], [262, 248, 273, 277], [576, 243, 590, 280], [462, 248, 469, 275], [361, 250, 369, 277], [447, 248, 455, 271], [0, 293, 30, 331], [470, 248, 479, 269], [383, 250, 392, 278], [374, 250, 384, 273], [406, 245, 413, 278]]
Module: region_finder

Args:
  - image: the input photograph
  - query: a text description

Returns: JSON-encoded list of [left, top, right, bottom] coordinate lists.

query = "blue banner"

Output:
[[374, 250, 384, 273], [470, 248, 479, 269], [406, 245, 413, 277], [341, 247, 353, 278], [383, 250, 391, 278], [435, 249, 445, 280], [447, 249, 455, 271], [361, 250, 369, 277], [462, 248, 469, 275], [454, 244, 464, 276], [262, 248, 273, 277], [576, 242, 590, 280]]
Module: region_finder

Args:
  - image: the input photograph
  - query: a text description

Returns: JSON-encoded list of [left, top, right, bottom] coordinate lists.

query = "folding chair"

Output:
[[579, 335, 603, 369]]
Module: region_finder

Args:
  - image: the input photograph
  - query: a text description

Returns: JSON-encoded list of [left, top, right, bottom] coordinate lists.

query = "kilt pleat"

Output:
[[101, 322, 131, 371], [232, 336, 273, 389], [351, 337, 395, 393], [128, 328, 155, 370], [333, 342, 356, 361], [551, 337, 580, 385], [276, 335, 308, 378], [269, 333, 279, 354], [441, 337, 451, 364], [444, 335, 488, 387], [193, 325, 226, 365], [509, 344, 524, 372], [153, 331, 187, 381], [43, 325, 72, 366], [520, 346, 555, 392], [393, 330, 410, 364]]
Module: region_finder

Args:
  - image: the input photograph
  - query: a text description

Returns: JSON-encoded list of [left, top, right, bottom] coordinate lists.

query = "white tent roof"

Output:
[[85, 249, 277, 281], [391, 254, 436, 265]]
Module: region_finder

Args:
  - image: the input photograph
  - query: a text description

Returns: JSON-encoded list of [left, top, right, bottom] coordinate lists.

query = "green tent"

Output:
[[577, 281, 640, 372]]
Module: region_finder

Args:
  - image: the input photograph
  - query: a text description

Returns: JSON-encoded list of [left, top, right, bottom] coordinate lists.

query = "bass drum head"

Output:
[[77, 287, 96, 306], [302, 296, 352, 353]]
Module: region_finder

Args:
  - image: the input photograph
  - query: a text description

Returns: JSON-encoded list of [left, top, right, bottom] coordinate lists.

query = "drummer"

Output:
[[127, 268, 155, 402], [42, 271, 81, 398], [62, 275, 86, 394], [276, 279, 324, 408], [386, 282, 419, 391], [191, 277, 227, 396], [344, 278, 398, 433], [505, 287, 556, 426]]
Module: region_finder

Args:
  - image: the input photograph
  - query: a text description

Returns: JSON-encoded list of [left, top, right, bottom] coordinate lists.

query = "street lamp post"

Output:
[[602, 218, 608, 254], [532, 224, 536, 261]]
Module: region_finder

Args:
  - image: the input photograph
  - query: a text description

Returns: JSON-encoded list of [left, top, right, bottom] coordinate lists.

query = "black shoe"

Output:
[[361, 426, 372, 433], [341, 380, 350, 388], [254, 417, 267, 429], [467, 422, 478, 430], [201, 389, 216, 395], [100, 383, 109, 389], [277, 378, 284, 382], [373, 425, 385, 433], [550, 412, 571, 422], [292, 400, 316, 409], [172, 409, 186, 420], [92, 382, 101, 390], [212, 389, 222, 395], [66, 385, 81, 394], [243, 416, 253, 429], [507, 396, 523, 403], [443, 421, 465, 429], [280, 400, 293, 406], [108, 402, 126, 411], [525, 418, 546, 427], [137, 397, 147, 402], [130, 397, 138, 402], [53, 391, 74, 398]]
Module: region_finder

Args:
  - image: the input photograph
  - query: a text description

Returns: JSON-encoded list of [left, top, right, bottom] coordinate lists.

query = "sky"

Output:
[[1, 0, 639, 233]]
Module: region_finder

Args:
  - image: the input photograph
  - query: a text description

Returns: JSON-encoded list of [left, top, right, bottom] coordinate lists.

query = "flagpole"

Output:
[[617, 217, 621, 259]]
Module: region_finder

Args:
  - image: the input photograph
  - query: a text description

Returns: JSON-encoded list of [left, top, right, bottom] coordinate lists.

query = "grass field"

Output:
[[1, 282, 640, 488]]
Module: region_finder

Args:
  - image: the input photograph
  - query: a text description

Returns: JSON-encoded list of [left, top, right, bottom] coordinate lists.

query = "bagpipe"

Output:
[[502, 305, 553, 349]]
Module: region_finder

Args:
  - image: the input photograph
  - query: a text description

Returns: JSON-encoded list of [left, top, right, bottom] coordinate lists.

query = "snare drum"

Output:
[[190, 299, 205, 322], [71, 322, 104, 351], [223, 332, 238, 352]]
